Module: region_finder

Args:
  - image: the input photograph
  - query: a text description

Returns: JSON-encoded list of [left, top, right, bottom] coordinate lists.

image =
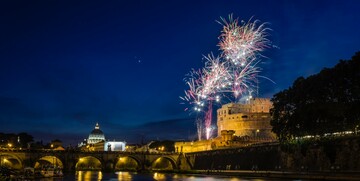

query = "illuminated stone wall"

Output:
[[217, 98, 275, 139], [175, 140, 212, 153], [104, 141, 126, 151], [175, 98, 276, 153]]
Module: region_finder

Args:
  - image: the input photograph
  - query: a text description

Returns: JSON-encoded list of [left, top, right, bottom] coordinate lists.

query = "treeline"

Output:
[[0, 132, 34, 148], [148, 140, 175, 152], [0, 132, 62, 149], [270, 52, 360, 141]]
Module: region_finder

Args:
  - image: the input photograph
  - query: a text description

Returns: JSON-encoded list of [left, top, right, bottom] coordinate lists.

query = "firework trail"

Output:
[[195, 118, 203, 141], [204, 103, 213, 140], [181, 14, 272, 140]]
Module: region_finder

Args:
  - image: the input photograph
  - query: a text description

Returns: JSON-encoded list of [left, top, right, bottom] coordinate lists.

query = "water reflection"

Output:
[[76, 171, 103, 181], [172, 174, 245, 181], [49, 171, 304, 181], [116, 171, 133, 181], [153, 172, 166, 180]]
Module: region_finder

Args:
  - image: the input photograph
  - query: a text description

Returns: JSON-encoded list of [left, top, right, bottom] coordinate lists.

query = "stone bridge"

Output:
[[0, 150, 191, 172]]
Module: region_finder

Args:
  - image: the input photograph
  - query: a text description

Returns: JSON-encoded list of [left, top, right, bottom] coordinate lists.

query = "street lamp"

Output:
[[3, 158, 7, 168], [255, 129, 260, 140]]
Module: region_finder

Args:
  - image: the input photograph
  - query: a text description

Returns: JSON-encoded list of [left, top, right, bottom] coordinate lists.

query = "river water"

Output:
[[34, 171, 305, 181]]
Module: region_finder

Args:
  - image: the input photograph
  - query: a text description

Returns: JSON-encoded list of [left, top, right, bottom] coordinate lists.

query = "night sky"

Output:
[[1, 0, 359, 145]]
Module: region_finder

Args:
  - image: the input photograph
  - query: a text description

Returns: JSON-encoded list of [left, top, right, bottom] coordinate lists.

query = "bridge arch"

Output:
[[115, 155, 141, 171], [0, 153, 23, 169], [76, 156, 102, 171], [34, 155, 63, 169], [151, 156, 177, 170]]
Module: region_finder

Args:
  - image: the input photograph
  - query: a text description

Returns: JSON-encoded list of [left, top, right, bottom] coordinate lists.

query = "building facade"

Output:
[[175, 98, 276, 153], [78, 123, 127, 152], [87, 123, 106, 144], [104, 141, 126, 151], [217, 98, 275, 139]]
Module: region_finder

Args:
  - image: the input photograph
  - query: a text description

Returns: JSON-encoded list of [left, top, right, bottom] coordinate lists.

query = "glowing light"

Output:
[[206, 127, 212, 140], [181, 14, 273, 140]]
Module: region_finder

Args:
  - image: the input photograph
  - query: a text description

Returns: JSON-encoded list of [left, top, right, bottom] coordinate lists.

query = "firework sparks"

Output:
[[181, 15, 272, 140], [218, 15, 271, 66], [181, 54, 229, 110]]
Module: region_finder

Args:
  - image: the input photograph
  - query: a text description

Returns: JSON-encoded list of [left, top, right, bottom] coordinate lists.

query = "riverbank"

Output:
[[162, 169, 360, 180]]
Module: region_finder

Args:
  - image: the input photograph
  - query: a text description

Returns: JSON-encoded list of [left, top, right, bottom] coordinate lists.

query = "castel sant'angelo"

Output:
[[175, 97, 276, 153]]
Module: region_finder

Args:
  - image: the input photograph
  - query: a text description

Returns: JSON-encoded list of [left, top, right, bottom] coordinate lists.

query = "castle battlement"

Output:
[[175, 97, 276, 153], [217, 98, 274, 138]]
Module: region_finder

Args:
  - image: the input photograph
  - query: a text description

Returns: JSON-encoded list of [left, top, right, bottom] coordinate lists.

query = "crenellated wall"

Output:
[[217, 98, 275, 139]]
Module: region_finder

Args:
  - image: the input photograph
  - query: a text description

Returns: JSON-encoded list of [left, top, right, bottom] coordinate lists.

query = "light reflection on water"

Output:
[[76, 171, 103, 181], [116, 171, 132, 181], [153, 172, 166, 180], [36, 171, 304, 181]]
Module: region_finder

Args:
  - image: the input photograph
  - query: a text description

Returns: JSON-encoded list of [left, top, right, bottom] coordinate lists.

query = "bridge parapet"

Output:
[[0, 150, 187, 172]]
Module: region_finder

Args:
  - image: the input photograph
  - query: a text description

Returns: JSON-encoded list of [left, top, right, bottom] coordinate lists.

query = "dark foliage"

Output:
[[148, 140, 175, 152], [270, 52, 360, 141], [0, 132, 34, 148]]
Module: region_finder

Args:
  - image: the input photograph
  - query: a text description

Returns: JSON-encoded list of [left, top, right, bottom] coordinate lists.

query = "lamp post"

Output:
[[2, 158, 7, 168], [256, 129, 260, 139], [79, 158, 83, 170]]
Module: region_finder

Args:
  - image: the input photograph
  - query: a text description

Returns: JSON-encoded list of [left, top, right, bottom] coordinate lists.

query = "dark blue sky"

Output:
[[1, 0, 359, 145]]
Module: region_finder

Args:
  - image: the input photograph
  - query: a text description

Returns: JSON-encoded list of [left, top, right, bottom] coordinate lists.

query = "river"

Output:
[[33, 171, 307, 181]]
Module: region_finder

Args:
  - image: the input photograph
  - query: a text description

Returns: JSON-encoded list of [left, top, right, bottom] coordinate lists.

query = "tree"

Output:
[[148, 140, 175, 152], [0, 132, 34, 148], [17, 132, 34, 148], [271, 52, 360, 141]]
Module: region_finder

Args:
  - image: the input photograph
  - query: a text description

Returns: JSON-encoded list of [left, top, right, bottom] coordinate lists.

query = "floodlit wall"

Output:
[[217, 98, 275, 139], [104, 141, 126, 151]]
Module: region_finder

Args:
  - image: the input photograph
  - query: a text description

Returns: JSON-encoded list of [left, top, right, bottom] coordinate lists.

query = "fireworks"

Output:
[[218, 15, 271, 66], [181, 15, 272, 140]]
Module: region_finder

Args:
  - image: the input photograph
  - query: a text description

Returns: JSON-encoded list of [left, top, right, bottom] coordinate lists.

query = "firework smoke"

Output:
[[196, 118, 202, 141]]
